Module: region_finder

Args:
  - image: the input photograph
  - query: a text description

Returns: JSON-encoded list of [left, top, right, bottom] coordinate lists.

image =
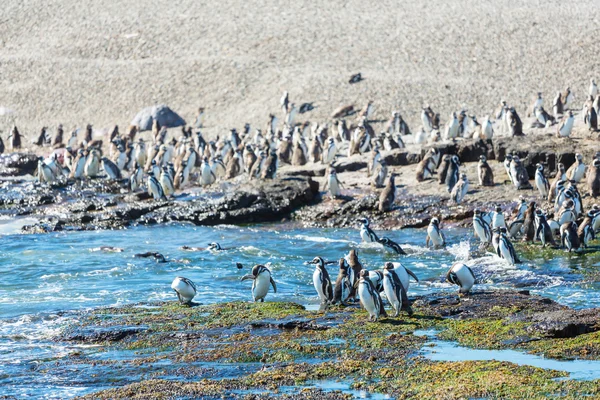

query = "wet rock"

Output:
[[249, 317, 330, 331], [62, 325, 147, 343], [0, 153, 38, 176], [515, 309, 600, 339]]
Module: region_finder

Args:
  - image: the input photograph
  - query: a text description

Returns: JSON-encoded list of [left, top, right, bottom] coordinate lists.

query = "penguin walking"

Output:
[[478, 155, 494, 186], [473, 210, 492, 245], [333, 258, 353, 306], [382, 262, 412, 317], [498, 228, 520, 265], [446, 263, 476, 294], [358, 270, 387, 322], [147, 171, 166, 201], [445, 155, 460, 193], [535, 163, 550, 199], [560, 221, 580, 252], [309, 257, 334, 308], [377, 237, 406, 255], [359, 218, 379, 243], [426, 217, 445, 248], [450, 173, 469, 204], [378, 173, 397, 212], [241, 265, 277, 302], [171, 277, 197, 304]]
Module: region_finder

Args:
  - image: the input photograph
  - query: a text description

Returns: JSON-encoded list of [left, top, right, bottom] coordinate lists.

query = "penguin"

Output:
[[445, 155, 460, 193], [345, 249, 362, 299], [527, 92, 543, 117], [130, 163, 143, 192], [507, 107, 524, 137], [52, 124, 64, 147], [491, 205, 507, 230], [438, 154, 451, 185], [67, 129, 79, 149], [37, 158, 56, 183], [85, 149, 100, 178], [368, 270, 385, 293], [32, 127, 47, 147], [358, 270, 387, 322], [510, 155, 531, 190], [503, 154, 514, 184], [368, 147, 381, 176], [378, 173, 397, 212], [308, 136, 322, 164], [309, 256, 333, 307], [147, 171, 166, 201], [584, 105, 598, 131], [446, 263, 476, 294], [324, 167, 343, 199], [473, 209, 492, 245], [113, 144, 127, 171], [349, 73, 362, 84], [359, 218, 379, 243], [557, 199, 576, 225], [371, 159, 388, 188], [587, 159, 600, 197], [200, 157, 216, 185], [557, 111, 574, 138], [210, 156, 226, 180], [101, 157, 122, 180], [498, 228, 520, 265], [240, 264, 277, 302], [421, 107, 434, 133], [377, 237, 406, 255], [450, 173, 469, 204], [553, 91, 564, 119], [322, 138, 337, 164], [243, 144, 258, 172], [577, 210, 596, 248], [534, 107, 555, 128], [224, 151, 242, 179], [291, 140, 307, 166], [414, 128, 428, 145], [566, 153, 586, 183], [534, 210, 556, 247], [560, 221, 580, 252], [443, 112, 459, 141], [535, 163, 550, 199], [382, 262, 412, 317], [160, 166, 175, 197], [549, 163, 567, 202], [333, 258, 353, 306], [249, 150, 266, 179], [70, 149, 87, 179], [521, 201, 537, 242], [260, 153, 277, 179], [171, 277, 197, 304], [416, 153, 435, 182], [590, 79, 598, 98], [426, 217, 445, 248], [480, 115, 493, 140], [478, 155, 494, 186]]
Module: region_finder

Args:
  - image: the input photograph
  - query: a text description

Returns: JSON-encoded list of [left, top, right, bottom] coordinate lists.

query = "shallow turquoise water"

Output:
[[1, 221, 600, 398]]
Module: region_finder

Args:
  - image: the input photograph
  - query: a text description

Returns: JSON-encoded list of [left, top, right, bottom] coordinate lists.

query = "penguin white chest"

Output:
[[360, 226, 375, 242], [499, 240, 515, 265], [572, 164, 585, 182], [382, 274, 399, 306], [427, 225, 443, 246], [358, 282, 378, 317], [313, 268, 326, 302], [171, 278, 196, 302], [328, 175, 341, 197], [252, 273, 271, 301]]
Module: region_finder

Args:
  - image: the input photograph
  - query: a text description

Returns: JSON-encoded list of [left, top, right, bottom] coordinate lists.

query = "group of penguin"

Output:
[[170, 217, 476, 322]]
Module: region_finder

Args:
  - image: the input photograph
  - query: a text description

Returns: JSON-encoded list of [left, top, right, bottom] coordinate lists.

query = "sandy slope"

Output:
[[1, 0, 599, 139]]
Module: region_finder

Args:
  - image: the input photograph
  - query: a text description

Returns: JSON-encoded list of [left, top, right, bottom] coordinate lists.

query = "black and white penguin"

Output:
[[85, 149, 101, 177], [37, 158, 56, 183], [377, 237, 406, 255], [101, 157, 122, 180], [534, 210, 556, 247], [577, 211, 595, 248], [491, 205, 507, 230], [473, 209, 492, 245], [584, 105, 598, 131], [478, 155, 494, 186], [560, 221, 580, 252], [378, 173, 397, 212], [371, 159, 388, 188], [322, 138, 337, 164], [358, 270, 387, 322], [445, 155, 460, 193], [549, 164, 567, 202], [382, 262, 412, 317], [324, 167, 343, 198], [446, 263, 476, 294], [309, 256, 334, 307], [241, 264, 277, 302], [498, 228, 520, 265], [359, 218, 379, 243], [147, 170, 166, 201], [200, 156, 216, 185], [450, 173, 469, 204], [426, 217, 445, 248], [557, 111, 574, 138], [130, 163, 143, 192], [333, 258, 353, 306], [171, 277, 197, 304], [535, 163, 550, 199]]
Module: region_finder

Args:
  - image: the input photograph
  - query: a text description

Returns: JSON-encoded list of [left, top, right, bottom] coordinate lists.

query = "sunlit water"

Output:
[[2, 220, 600, 398]]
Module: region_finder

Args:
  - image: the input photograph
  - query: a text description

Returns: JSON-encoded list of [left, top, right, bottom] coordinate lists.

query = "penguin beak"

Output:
[[240, 274, 255, 282]]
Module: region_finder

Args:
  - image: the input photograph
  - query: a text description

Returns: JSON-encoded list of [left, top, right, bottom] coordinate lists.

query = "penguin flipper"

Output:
[[270, 277, 277, 293], [405, 267, 419, 282], [426, 235, 430, 247]]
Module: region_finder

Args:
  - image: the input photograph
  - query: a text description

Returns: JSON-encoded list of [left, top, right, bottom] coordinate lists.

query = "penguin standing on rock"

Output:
[[378, 173, 397, 212], [147, 170, 166, 201], [241, 265, 277, 302], [309, 256, 334, 308], [446, 263, 476, 294], [577, 211, 596, 248], [171, 277, 197, 304], [426, 217, 445, 248], [358, 270, 387, 322], [382, 262, 412, 317], [333, 258, 353, 306], [535, 164, 550, 199], [478, 155, 494, 186], [588, 159, 600, 197], [509, 155, 531, 190], [560, 221, 580, 252], [534, 210, 556, 247], [323, 167, 344, 199], [450, 173, 469, 204]]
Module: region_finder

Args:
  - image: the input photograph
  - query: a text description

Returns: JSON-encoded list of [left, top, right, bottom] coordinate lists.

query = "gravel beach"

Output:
[[2, 0, 599, 137]]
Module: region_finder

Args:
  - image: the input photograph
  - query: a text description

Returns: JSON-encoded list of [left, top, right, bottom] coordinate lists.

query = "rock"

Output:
[[131, 105, 186, 131], [383, 149, 422, 166], [517, 309, 600, 339], [62, 325, 147, 343], [0, 153, 38, 176]]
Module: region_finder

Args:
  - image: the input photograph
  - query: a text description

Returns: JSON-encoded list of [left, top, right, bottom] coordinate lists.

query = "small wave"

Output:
[[284, 234, 353, 244]]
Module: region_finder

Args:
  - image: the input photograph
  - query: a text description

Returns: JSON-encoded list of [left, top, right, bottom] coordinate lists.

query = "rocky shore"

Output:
[[51, 290, 600, 399]]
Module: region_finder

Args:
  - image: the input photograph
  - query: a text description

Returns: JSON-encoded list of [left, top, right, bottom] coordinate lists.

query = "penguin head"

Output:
[[576, 153, 583, 162], [479, 155, 487, 163], [452, 155, 459, 164], [594, 159, 600, 167], [359, 217, 369, 226], [359, 269, 370, 279], [338, 258, 349, 271], [308, 256, 324, 268], [536, 163, 543, 171], [430, 217, 439, 226], [208, 242, 221, 251], [495, 205, 502, 213], [384, 262, 395, 270]]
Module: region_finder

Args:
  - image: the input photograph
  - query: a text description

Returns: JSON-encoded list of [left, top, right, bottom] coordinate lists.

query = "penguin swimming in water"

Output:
[[171, 277, 196, 304], [560, 221, 580, 252], [426, 217, 445, 248], [359, 218, 379, 243], [446, 263, 476, 294], [358, 270, 387, 322], [309, 256, 334, 308], [333, 258, 353, 306], [382, 262, 412, 317], [472, 209, 492, 246], [377, 237, 406, 255], [241, 264, 277, 302]]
